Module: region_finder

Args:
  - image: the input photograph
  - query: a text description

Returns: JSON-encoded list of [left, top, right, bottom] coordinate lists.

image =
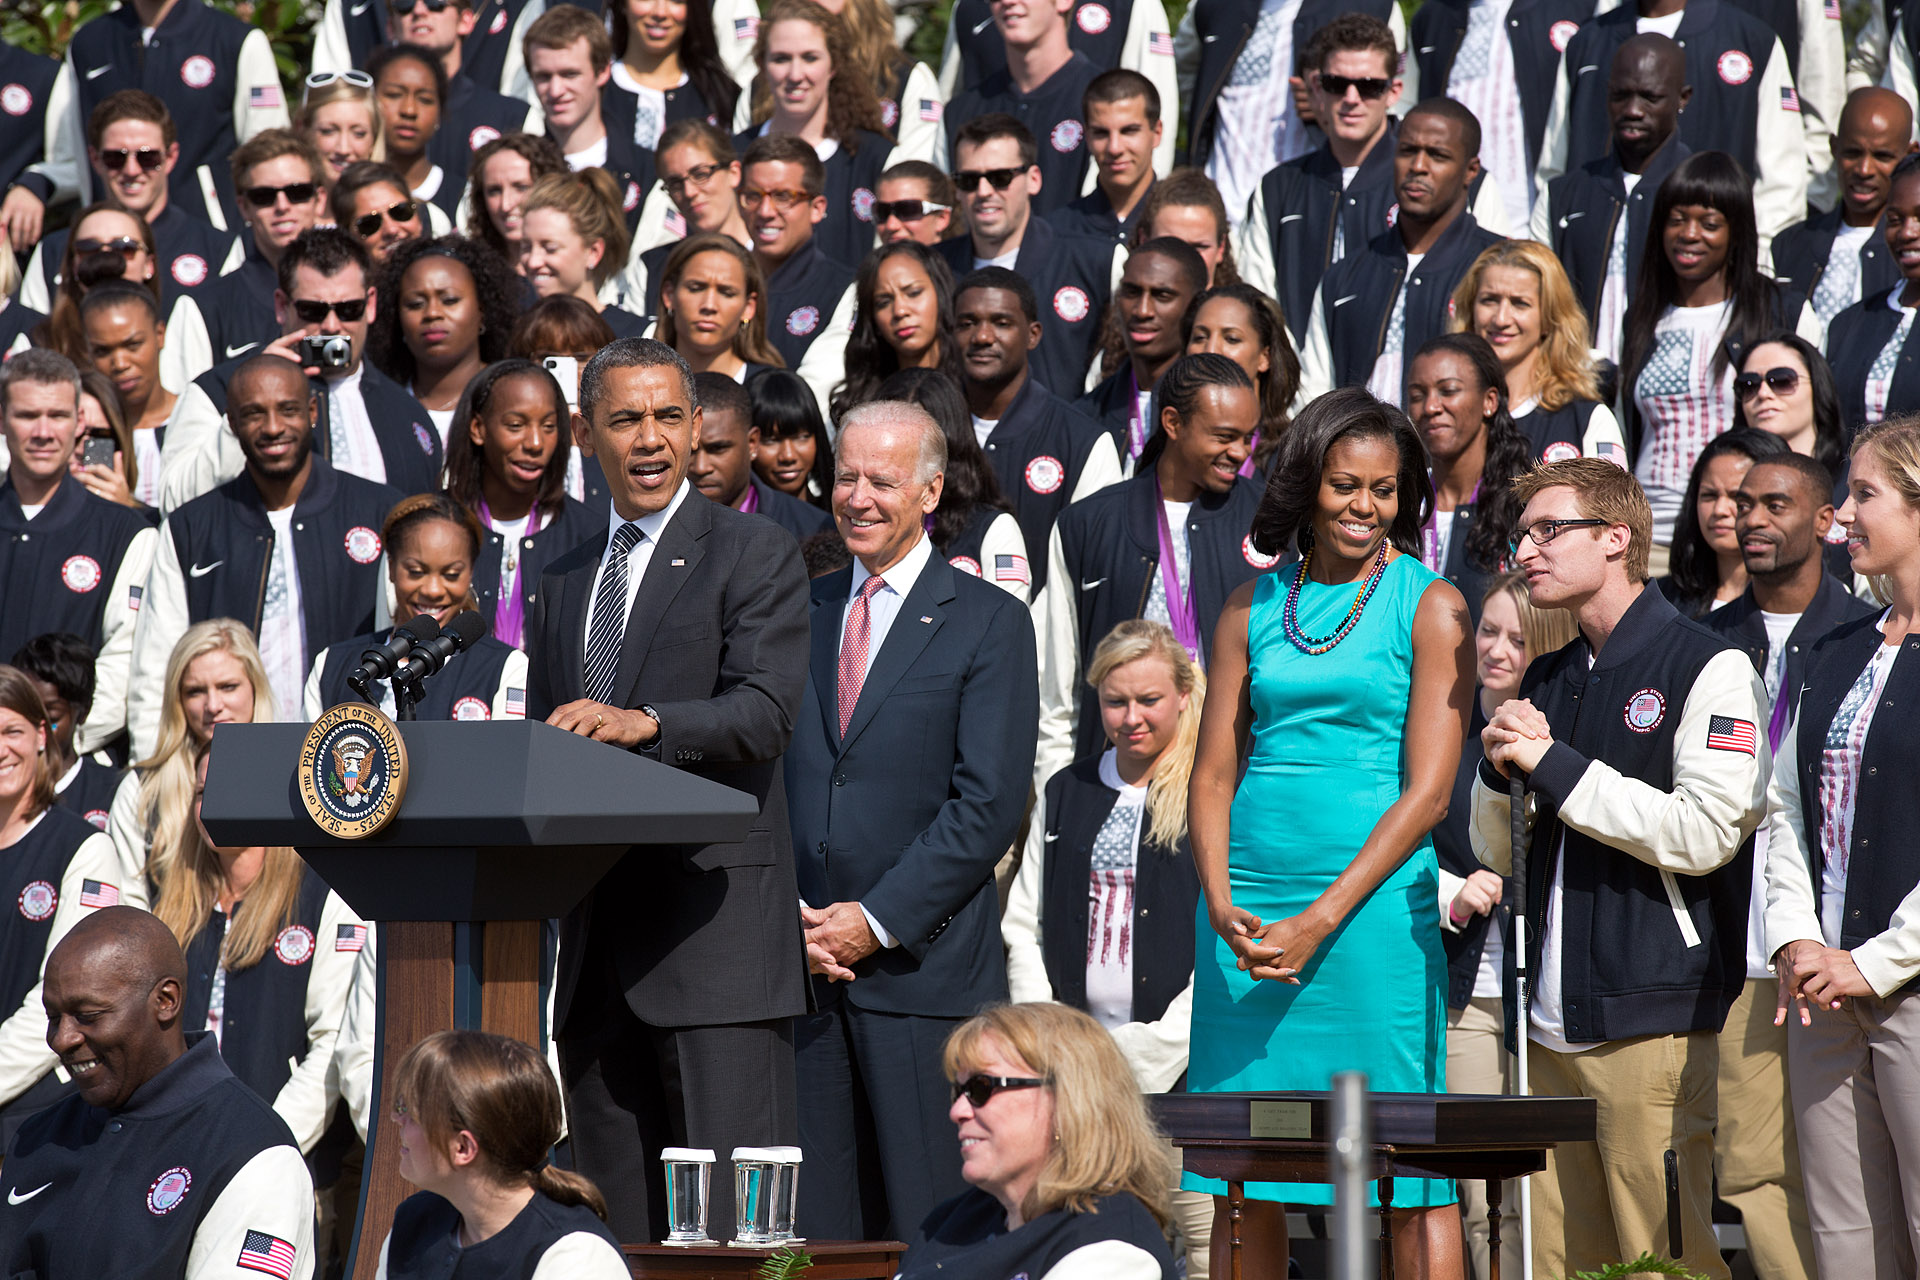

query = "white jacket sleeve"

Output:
[[1173, 3, 1199, 119], [937, 8, 963, 98], [303, 650, 327, 722], [893, 61, 947, 168], [1040, 1241, 1167, 1280], [128, 517, 190, 761], [183, 1146, 316, 1280], [793, 282, 857, 422], [1117, 0, 1179, 176], [73, 525, 157, 755], [1579, 404, 1626, 459], [0, 832, 124, 1107], [335, 926, 378, 1143], [310, 0, 353, 78], [1295, 286, 1334, 410], [1469, 169, 1516, 238], [501, 0, 548, 102], [1107, 975, 1192, 1094], [1892, 26, 1920, 139], [18, 242, 51, 315], [1070, 433, 1125, 500], [271, 891, 363, 1153], [1470, 763, 1528, 875], [713, 0, 763, 88], [1032, 525, 1082, 795], [1390, 6, 1420, 103], [1761, 716, 1823, 958], [1003, 789, 1055, 1004], [1753, 39, 1812, 264], [1528, 182, 1553, 245], [1532, 49, 1573, 195], [1849, 0, 1889, 91], [31, 58, 86, 207], [529, 1233, 631, 1280], [1437, 865, 1468, 932], [161, 294, 214, 397], [1234, 183, 1277, 299], [234, 30, 293, 139], [1540, 649, 1771, 875], [157, 382, 245, 514], [492, 647, 532, 718], [978, 511, 1032, 602], [1797, 0, 1844, 212]]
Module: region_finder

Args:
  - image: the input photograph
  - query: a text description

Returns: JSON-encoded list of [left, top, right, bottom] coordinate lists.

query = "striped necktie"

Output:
[[584, 523, 644, 704]]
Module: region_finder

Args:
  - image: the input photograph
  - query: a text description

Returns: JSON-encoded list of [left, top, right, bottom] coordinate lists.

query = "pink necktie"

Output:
[[838, 574, 887, 736]]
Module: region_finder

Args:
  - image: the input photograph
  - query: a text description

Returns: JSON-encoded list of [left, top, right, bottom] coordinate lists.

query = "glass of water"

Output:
[[766, 1146, 803, 1242], [731, 1147, 781, 1245], [660, 1147, 716, 1245]]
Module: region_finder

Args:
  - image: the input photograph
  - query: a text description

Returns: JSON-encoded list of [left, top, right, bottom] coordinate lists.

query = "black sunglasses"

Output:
[[952, 168, 1022, 193], [355, 201, 421, 237], [873, 198, 950, 223], [243, 182, 319, 208], [291, 297, 369, 323], [1317, 73, 1393, 100], [950, 1074, 1047, 1107], [100, 147, 165, 172], [75, 236, 142, 260], [1734, 367, 1802, 399], [390, 0, 453, 12]]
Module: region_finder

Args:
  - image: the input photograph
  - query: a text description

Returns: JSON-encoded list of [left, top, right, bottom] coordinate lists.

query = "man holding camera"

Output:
[[158, 228, 441, 513]]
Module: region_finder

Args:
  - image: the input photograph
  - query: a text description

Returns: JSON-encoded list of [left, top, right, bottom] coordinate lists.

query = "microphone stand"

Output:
[[391, 668, 423, 721]]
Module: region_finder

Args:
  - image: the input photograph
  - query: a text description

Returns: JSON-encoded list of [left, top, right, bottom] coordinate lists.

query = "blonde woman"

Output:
[[898, 1003, 1178, 1278], [155, 750, 366, 1153], [298, 70, 386, 184], [518, 170, 650, 338], [106, 619, 274, 895], [1004, 619, 1211, 1277], [655, 233, 787, 381], [1448, 240, 1627, 466], [1432, 571, 1576, 1280], [815, 0, 944, 165]]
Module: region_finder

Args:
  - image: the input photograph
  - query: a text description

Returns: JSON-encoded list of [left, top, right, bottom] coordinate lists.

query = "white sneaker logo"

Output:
[[189, 561, 223, 578], [7, 1183, 50, 1205]]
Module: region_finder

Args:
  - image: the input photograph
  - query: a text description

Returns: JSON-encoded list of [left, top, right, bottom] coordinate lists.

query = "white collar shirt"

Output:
[[581, 481, 693, 646], [839, 532, 934, 682]]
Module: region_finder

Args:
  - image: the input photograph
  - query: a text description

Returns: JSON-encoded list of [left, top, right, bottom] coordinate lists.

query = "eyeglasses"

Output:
[[663, 161, 727, 195], [75, 236, 143, 260], [1508, 518, 1607, 554], [873, 198, 950, 223], [243, 182, 320, 208], [305, 69, 374, 89], [354, 200, 420, 237], [100, 147, 165, 173], [950, 1074, 1048, 1107], [952, 168, 1022, 193], [739, 187, 812, 211], [291, 297, 369, 323], [389, 0, 453, 13], [1317, 73, 1393, 100], [1733, 367, 1802, 399]]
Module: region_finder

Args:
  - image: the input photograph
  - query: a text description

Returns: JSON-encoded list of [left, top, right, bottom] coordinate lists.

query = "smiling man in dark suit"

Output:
[[524, 337, 811, 1244], [785, 400, 1039, 1240]]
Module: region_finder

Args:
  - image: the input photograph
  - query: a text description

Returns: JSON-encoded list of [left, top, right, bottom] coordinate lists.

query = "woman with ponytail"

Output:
[[1405, 333, 1531, 624], [1003, 619, 1213, 1277], [517, 169, 650, 337], [379, 1029, 626, 1278]]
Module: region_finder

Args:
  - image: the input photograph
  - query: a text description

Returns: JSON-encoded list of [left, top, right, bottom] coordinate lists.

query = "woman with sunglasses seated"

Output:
[[366, 235, 519, 443], [1825, 154, 1920, 437], [298, 70, 385, 185], [898, 1003, 1178, 1280], [333, 161, 452, 265]]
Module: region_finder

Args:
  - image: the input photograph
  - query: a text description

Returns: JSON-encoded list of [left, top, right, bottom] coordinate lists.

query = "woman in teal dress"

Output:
[[1188, 387, 1474, 1279]]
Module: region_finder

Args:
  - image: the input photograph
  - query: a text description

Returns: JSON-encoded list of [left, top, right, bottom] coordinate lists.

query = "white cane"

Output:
[[1509, 769, 1533, 1280]]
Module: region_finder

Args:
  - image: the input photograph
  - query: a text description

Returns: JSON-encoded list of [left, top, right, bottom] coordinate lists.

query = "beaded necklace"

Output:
[[1282, 540, 1392, 655]]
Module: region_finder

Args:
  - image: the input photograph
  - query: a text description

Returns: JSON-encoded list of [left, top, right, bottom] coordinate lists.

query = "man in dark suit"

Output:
[[525, 337, 811, 1243], [784, 401, 1039, 1240]]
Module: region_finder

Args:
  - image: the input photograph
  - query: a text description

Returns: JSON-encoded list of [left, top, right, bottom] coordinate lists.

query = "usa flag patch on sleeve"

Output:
[[1780, 86, 1801, 112], [336, 924, 368, 953], [129, 585, 143, 611], [1148, 31, 1174, 54], [79, 879, 120, 908], [1706, 716, 1757, 755], [237, 1229, 297, 1279], [994, 554, 1030, 585], [249, 84, 283, 111], [505, 688, 526, 718]]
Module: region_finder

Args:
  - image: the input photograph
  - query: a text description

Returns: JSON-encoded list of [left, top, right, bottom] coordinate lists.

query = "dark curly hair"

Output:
[[749, 0, 887, 146], [1408, 333, 1530, 573], [444, 358, 573, 525], [1249, 387, 1434, 560], [833, 241, 962, 421], [463, 133, 568, 262], [1664, 426, 1789, 617], [367, 235, 520, 389], [1180, 283, 1299, 476], [878, 368, 1011, 551]]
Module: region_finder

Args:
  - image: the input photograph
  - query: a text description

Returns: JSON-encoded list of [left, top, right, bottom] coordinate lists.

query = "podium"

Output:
[[200, 720, 760, 1280]]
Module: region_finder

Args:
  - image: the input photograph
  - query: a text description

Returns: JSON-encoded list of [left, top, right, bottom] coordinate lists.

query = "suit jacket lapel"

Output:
[[611, 497, 710, 706], [839, 556, 956, 753], [810, 569, 852, 745]]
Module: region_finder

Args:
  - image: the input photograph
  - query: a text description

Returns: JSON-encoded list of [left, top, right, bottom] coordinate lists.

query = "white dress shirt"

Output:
[[580, 482, 693, 648], [326, 365, 386, 485]]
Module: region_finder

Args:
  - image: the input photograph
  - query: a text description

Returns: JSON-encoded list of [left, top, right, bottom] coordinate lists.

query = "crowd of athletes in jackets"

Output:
[[1, 0, 1920, 1272]]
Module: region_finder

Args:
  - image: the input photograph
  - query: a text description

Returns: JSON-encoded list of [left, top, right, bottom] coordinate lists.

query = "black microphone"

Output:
[[347, 614, 442, 699], [394, 610, 489, 686]]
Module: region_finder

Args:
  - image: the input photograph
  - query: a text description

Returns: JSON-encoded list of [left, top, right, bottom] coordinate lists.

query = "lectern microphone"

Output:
[[348, 614, 441, 700], [395, 610, 489, 687]]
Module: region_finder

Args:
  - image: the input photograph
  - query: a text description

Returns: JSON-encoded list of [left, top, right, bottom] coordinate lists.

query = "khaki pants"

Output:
[[1448, 998, 1524, 1280], [1715, 978, 1815, 1280], [1529, 1031, 1729, 1280], [1171, 1187, 1215, 1279], [1787, 984, 1920, 1277]]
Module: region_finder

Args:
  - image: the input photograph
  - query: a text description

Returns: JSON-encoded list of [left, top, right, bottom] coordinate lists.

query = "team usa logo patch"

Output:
[[1549, 19, 1579, 51], [881, 98, 900, 129], [1541, 441, 1581, 463], [0, 84, 32, 116], [147, 1166, 192, 1215], [17, 880, 55, 922], [469, 126, 501, 151], [61, 555, 102, 593], [1051, 119, 1084, 152], [1243, 536, 1280, 569], [1053, 285, 1091, 322], [84, 809, 108, 830], [171, 253, 209, 287], [949, 555, 983, 576], [786, 305, 821, 336], [623, 181, 642, 212], [852, 187, 877, 221], [274, 925, 316, 966], [1076, 3, 1112, 33], [489, 6, 508, 32], [181, 56, 216, 89], [1025, 455, 1065, 495], [413, 423, 435, 455], [1624, 688, 1666, 732], [451, 696, 490, 720], [1717, 49, 1753, 84], [344, 527, 382, 564]]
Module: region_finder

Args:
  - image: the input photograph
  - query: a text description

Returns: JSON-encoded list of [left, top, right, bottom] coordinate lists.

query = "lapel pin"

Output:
[[671, 558, 686, 566], [920, 615, 933, 624]]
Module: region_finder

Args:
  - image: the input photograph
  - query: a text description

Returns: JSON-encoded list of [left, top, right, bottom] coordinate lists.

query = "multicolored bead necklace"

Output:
[[1282, 540, 1392, 655]]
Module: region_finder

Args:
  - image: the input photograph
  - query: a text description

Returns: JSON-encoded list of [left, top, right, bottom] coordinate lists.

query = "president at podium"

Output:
[[525, 338, 812, 1243]]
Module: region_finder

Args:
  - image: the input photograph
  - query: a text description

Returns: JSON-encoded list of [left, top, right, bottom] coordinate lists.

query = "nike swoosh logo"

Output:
[[1559, 212, 1585, 226], [1418, 44, 1436, 52], [1333, 294, 1358, 307], [7, 1184, 50, 1205], [1204, 33, 1219, 41], [86, 66, 110, 80], [1081, 577, 1108, 588], [189, 561, 222, 577], [1044, 832, 1060, 841], [225, 343, 255, 358], [1577, 64, 1598, 76], [1279, 214, 1304, 223], [350, 0, 370, 11], [972, 15, 994, 33]]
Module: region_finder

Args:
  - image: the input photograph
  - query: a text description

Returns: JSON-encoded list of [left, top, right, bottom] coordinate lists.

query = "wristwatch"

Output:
[[639, 703, 662, 753]]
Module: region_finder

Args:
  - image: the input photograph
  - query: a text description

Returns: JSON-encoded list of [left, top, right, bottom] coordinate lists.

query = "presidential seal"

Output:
[[298, 703, 409, 838]]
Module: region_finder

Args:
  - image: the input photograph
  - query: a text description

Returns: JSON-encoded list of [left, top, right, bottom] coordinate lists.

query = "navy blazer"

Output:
[[785, 550, 1038, 1018]]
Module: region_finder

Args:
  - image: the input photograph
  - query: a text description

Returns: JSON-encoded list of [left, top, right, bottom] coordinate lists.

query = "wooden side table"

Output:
[[622, 1240, 907, 1279]]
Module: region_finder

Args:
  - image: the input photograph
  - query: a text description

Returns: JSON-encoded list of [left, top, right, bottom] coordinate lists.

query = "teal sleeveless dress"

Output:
[[1183, 554, 1454, 1208]]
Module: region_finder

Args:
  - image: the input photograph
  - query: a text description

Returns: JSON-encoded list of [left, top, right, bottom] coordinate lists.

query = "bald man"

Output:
[[1772, 87, 1918, 341], [0, 907, 314, 1280]]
